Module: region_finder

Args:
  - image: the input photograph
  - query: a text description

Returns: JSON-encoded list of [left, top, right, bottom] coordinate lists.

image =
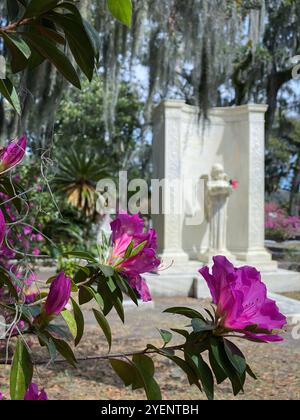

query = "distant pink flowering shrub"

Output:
[[265, 202, 300, 240]]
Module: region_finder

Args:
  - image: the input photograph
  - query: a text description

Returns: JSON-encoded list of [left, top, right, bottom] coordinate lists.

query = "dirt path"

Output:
[[1, 297, 299, 400]]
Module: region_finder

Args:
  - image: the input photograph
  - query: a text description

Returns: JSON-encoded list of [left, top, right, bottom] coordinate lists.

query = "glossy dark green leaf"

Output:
[[92, 308, 112, 351], [62, 250, 97, 262], [186, 353, 214, 400], [224, 339, 247, 375], [23, 0, 60, 18], [210, 337, 244, 396], [164, 307, 205, 321], [209, 348, 227, 385], [48, 13, 95, 81], [107, 0, 132, 27], [132, 354, 162, 401], [71, 297, 84, 346], [51, 337, 77, 368], [2, 33, 31, 73], [10, 338, 33, 400], [191, 318, 215, 332], [83, 19, 100, 62], [0, 78, 21, 114], [246, 364, 258, 380], [21, 32, 81, 89], [112, 294, 125, 323], [110, 359, 137, 387]]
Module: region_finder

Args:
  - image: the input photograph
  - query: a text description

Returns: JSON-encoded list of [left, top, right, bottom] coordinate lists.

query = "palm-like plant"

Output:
[[53, 148, 109, 217]]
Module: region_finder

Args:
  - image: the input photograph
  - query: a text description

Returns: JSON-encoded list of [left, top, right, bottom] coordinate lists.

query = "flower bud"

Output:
[[44, 272, 71, 316]]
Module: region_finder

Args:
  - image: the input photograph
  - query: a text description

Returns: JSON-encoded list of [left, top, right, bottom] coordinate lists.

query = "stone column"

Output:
[[152, 101, 189, 263], [226, 105, 276, 269]]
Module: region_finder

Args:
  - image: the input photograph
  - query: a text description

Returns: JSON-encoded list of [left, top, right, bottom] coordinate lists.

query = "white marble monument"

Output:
[[144, 100, 300, 298]]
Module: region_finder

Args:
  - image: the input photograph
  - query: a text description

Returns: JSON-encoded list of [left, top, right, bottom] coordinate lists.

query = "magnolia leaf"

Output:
[[0, 78, 21, 114], [21, 32, 81, 89], [23, 0, 60, 18]]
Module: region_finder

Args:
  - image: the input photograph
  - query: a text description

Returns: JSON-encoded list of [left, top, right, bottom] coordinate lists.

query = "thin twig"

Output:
[[0, 344, 184, 366]]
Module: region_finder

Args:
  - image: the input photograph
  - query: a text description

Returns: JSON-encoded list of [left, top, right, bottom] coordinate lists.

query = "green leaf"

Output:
[[51, 337, 77, 368], [10, 339, 33, 400], [191, 318, 215, 332], [112, 294, 125, 323], [83, 19, 100, 62], [107, 0, 132, 27], [61, 309, 78, 339], [0, 78, 21, 114], [186, 353, 214, 400], [130, 240, 148, 257], [92, 308, 112, 351], [48, 13, 95, 81], [2, 33, 31, 73], [164, 307, 205, 321], [210, 337, 244, 396], [62, 250, 97, 262], [224, 339, 247, 376], [71, 297, 84, 346], [246, 364, 257, 380], [99, 264, 115, 278], [23, 0, 60, 18], [21, 32, 81, 89], [132, 354, 162, 400], [209, 348, 227, 385], [124, 240, 135, 259], [110, 359, 137, 387], [159, 329, 173, 347]]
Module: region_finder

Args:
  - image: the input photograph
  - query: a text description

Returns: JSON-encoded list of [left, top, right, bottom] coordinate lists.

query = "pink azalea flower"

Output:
[[23, 226, 32, 236], [230, 179, 239, 189], [24, 384, 48, 401], [32, 247, 40, 256], [44, 272, 71, 316], [0, 392, 3, 400], [199, 256, 287, 342], [110, 212, 160, 302], [0, 135, 26, 174]]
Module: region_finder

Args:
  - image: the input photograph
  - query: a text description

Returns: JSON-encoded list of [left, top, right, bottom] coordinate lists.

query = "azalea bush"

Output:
[[0, 0, 287, 402], [265, 202, 300, 241]]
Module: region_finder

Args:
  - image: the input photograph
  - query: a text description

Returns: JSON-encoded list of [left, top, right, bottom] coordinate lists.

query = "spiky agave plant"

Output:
[[53, 148, 109, 217]]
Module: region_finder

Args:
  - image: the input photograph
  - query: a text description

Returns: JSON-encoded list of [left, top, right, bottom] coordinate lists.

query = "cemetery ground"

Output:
[[1, 297, 299, 400]]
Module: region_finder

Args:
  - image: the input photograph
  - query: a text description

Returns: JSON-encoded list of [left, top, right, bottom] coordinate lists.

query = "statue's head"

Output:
[[211, 163, 224, 180]]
